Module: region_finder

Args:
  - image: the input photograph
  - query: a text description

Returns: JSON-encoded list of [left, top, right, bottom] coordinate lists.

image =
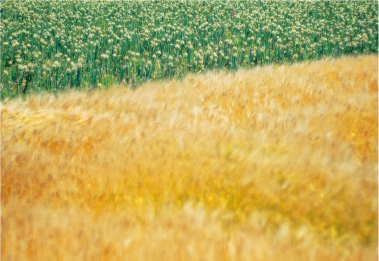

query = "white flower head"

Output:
[[52, 61, 60, 68]]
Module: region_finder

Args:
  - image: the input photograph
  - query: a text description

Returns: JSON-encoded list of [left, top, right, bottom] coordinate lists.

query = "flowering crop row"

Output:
[[1, 0, 377, 98]]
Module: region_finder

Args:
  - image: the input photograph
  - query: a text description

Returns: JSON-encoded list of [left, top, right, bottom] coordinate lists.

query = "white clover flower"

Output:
[[12, 40, 19, 47], [18, 64, 26, 71], [225, 39, 232, 45], [52, 61, 60, 68], [101, 54, 109, 59]]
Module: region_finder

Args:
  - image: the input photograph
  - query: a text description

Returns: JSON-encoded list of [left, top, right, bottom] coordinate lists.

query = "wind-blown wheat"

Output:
[[1, 55, 378, 260]]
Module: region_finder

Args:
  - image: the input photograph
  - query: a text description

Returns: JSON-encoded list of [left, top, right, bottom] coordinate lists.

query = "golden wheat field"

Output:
[[1, 55, 378, 260]]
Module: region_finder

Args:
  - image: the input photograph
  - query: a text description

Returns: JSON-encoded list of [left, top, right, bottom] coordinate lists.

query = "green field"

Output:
[[1, 0, 378, 98]]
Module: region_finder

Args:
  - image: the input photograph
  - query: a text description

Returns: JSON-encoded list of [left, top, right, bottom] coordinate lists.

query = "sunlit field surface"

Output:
[[1, 55, 378, 260]]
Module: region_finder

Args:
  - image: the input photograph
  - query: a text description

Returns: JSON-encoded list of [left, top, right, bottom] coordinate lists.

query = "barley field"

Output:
[[1, 54, 378, 260], [1, 1, 378, 98]]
